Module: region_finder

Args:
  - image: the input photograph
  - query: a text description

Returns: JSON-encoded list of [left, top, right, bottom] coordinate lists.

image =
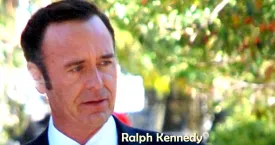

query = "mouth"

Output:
[[83, 99, 106, 105], [81, 98, 109, 110]]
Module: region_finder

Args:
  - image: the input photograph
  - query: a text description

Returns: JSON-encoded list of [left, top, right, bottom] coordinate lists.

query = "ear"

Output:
[[27, 62, 47, 94]]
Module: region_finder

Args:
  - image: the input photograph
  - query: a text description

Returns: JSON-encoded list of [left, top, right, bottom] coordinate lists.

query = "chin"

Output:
[[83, 111, 112, 126]]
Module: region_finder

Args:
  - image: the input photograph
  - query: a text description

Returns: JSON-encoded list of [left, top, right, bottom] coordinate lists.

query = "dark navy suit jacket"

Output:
[[24, 116, 204, 145]]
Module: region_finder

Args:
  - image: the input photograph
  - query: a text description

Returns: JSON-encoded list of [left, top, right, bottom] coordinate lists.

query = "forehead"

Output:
[[41, 16, 114, 59]]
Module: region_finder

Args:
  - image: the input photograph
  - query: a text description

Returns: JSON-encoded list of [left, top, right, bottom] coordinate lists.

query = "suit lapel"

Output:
[[24, 127, 49, 145], [113, 115, 148, 145], [35, 127, 49, 145]]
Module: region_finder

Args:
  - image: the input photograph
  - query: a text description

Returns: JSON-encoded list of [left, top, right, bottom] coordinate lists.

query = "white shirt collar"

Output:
[[48, 116, 118, 145]]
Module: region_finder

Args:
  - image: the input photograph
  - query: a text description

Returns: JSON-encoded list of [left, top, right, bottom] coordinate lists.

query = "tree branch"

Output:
[[210, 0, 230, 23]]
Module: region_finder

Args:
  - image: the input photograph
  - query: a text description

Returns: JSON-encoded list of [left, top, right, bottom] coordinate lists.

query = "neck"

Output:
[[51, 116, 102, 144]]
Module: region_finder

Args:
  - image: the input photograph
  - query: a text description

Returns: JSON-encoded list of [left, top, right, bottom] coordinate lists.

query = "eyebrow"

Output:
[[64, 53, 114, 68], [64, 60, 85, 68], [100, 53, 115, 59]]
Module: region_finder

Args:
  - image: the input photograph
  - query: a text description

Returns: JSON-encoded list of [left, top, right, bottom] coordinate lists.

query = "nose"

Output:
[[85, 69, 103, 90]]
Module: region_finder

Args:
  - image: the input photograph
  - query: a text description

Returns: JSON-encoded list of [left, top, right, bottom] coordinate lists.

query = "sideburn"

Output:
[[35, 57, 53, 90]]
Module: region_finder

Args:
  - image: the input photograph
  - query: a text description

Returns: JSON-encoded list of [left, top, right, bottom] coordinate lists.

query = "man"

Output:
[[21, 1, 204, 145]]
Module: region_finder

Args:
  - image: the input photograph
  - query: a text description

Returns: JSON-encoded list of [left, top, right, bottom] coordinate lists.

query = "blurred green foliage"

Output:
[[209, 84, 275, 145], [210, 120, 275, 145], [95, 0, 275, 141], [0, 0, 275, 144]]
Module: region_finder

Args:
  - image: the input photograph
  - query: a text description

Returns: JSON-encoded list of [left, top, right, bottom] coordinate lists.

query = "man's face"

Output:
[[40, 16, 117, 129]]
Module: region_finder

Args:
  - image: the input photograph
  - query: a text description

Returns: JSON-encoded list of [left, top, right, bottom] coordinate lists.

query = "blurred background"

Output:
[[1, 0, 275, 144]]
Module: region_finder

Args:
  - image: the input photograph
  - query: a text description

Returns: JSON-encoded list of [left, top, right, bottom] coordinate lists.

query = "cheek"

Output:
[[50, 69, 80, 86], [49, 76, 84, 106], [102, 71, 117, 100], [48, 65, 82, 93], [103, 71, 117, 88]]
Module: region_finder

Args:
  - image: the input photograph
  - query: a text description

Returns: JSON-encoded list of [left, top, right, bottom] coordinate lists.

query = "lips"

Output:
[[80, 98, 108, 110], [83, 99, 106, 105]]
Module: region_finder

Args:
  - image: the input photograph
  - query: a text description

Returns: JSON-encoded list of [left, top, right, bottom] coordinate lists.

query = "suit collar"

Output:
[[27, 115, 142, 145]]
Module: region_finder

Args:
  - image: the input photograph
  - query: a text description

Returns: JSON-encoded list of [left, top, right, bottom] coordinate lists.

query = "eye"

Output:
[[70, 65, 83, 72], [98, 60, 112, 66]]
